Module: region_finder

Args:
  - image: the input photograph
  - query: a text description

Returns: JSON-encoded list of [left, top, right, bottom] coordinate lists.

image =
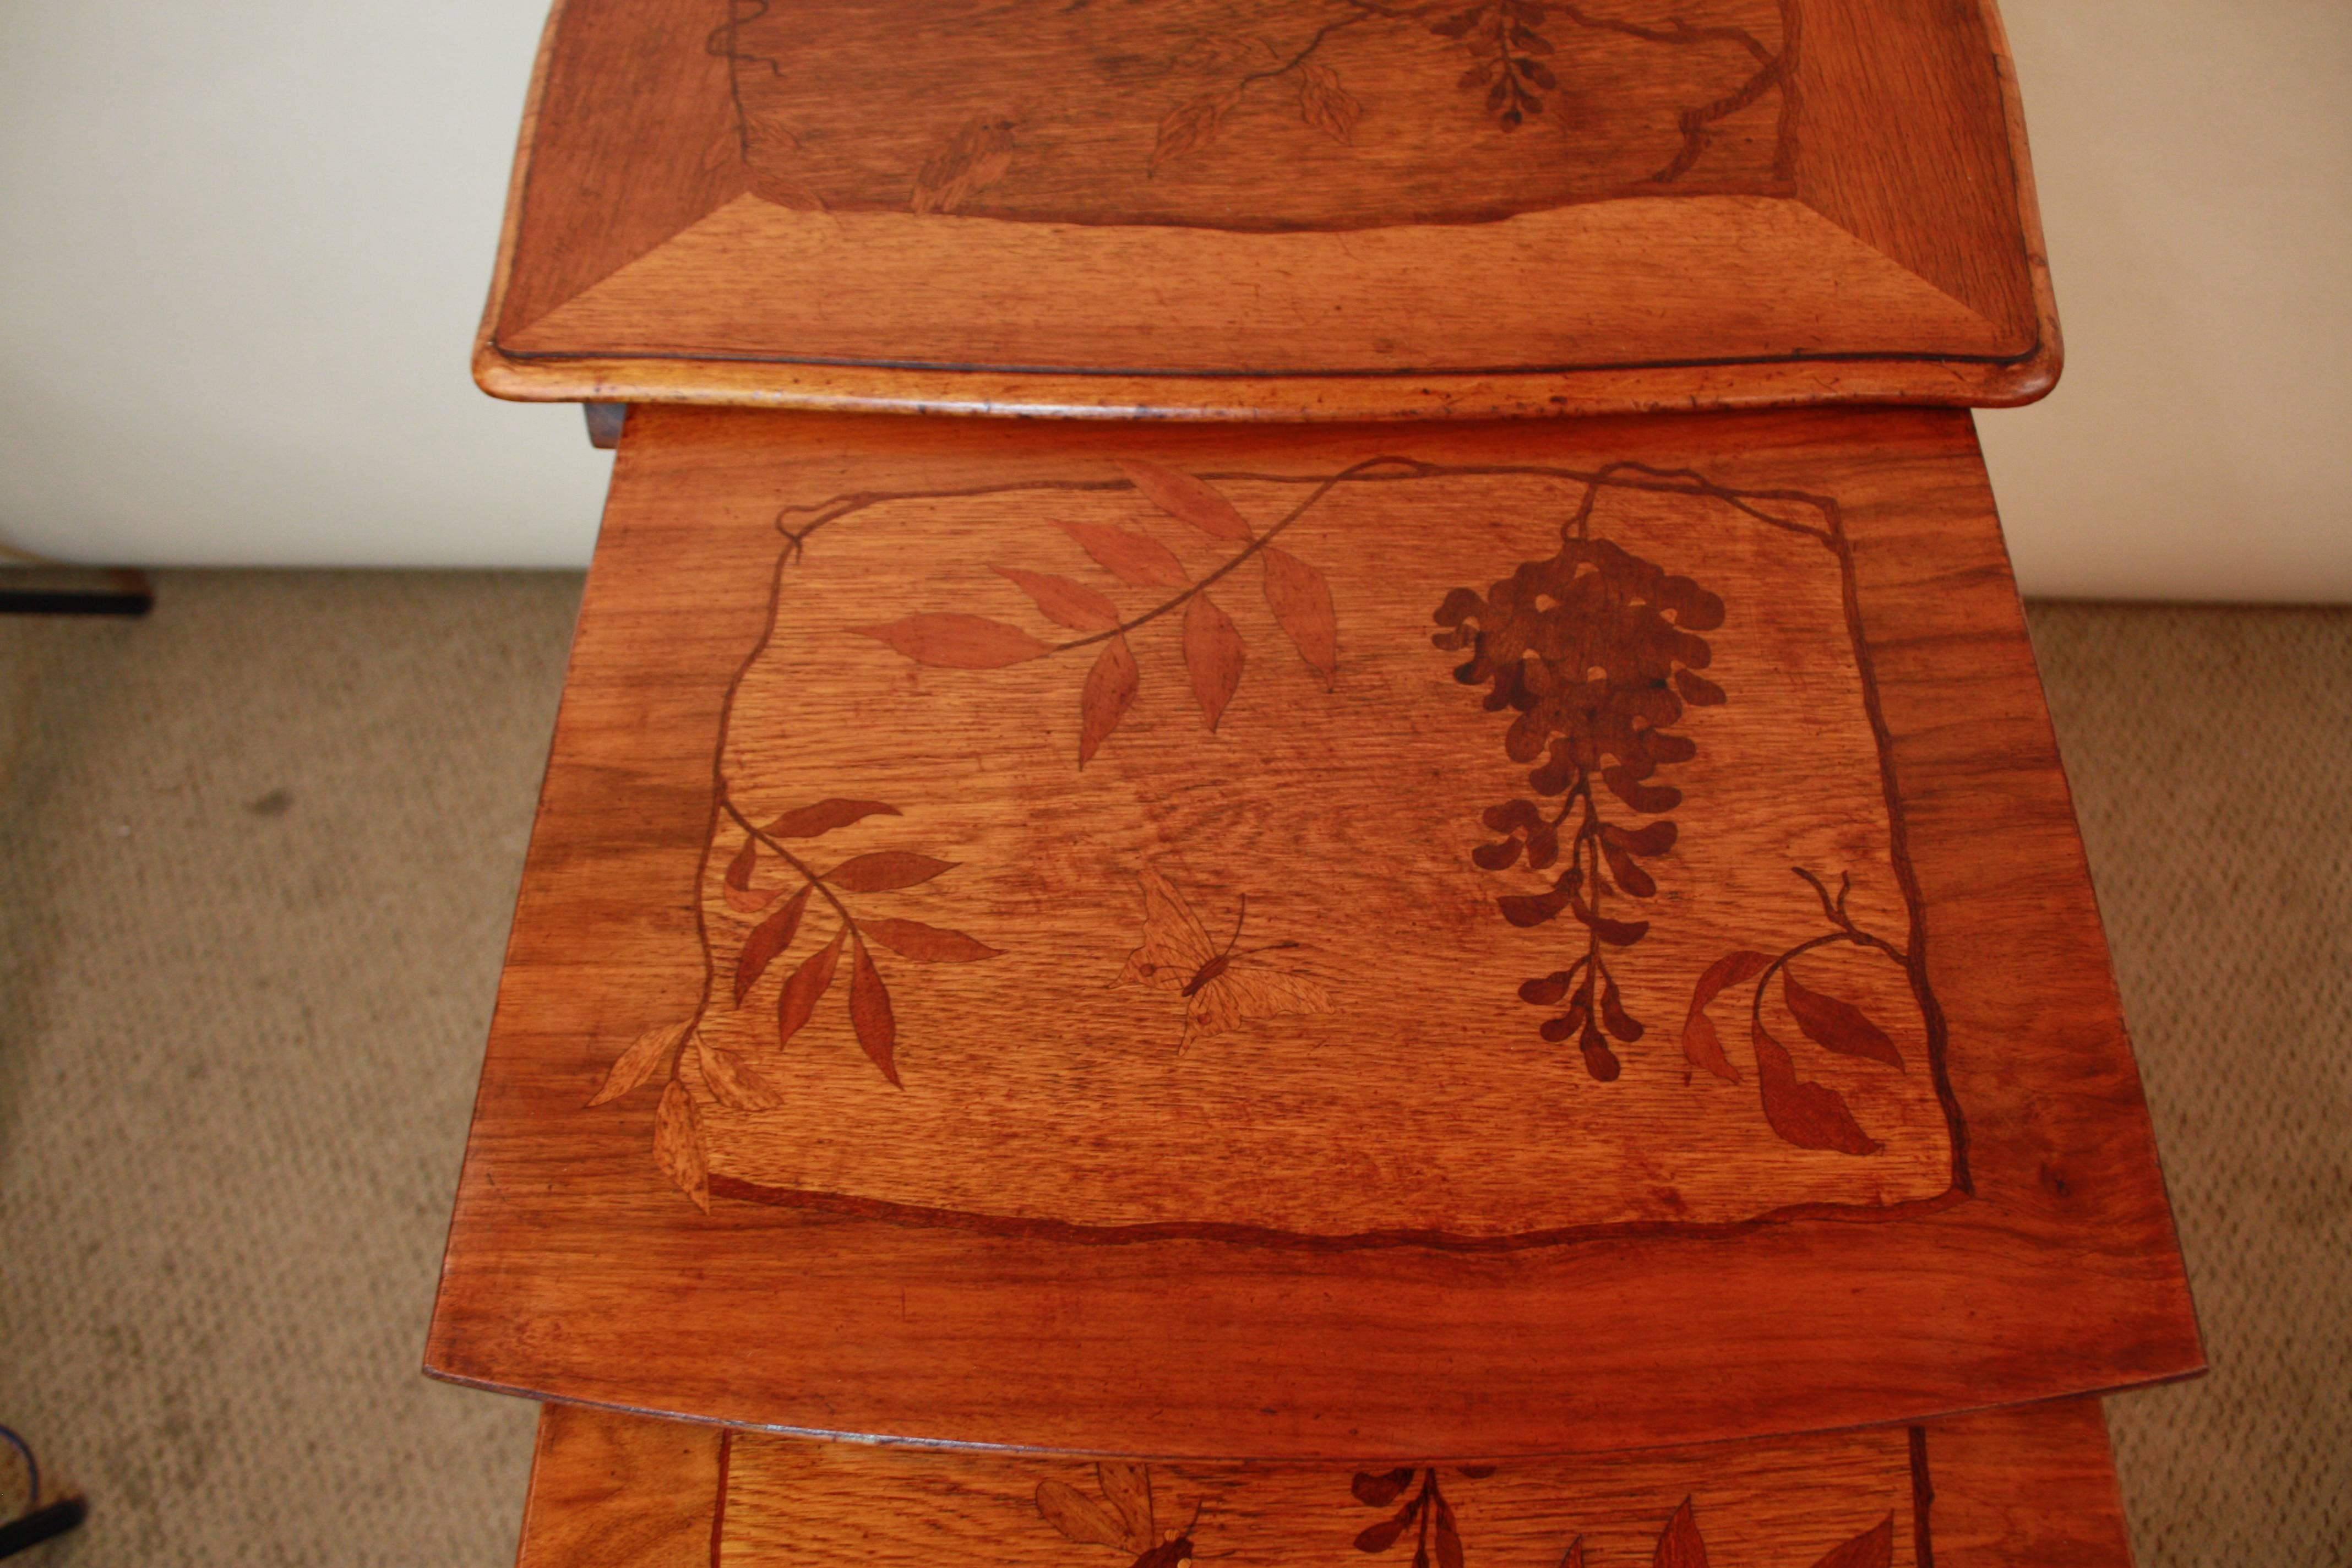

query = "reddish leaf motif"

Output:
[[1680, 950, 1772, 1082], [994, 566, 1123, 633], [1058, 520, 1189, 589], [910, 116, 1015, 215], [860, 917, 1003, 963], [587, 1021, 688, 1107], [1183, 592, 1246, 731], [697, 1037, 782, 1112], [852, 613, 1050, 669], [1434, 1496, 1464, 1568], [1809, 1517, 1895, 1568], [1080, 634, 1141, 766], [1559, 1538, 1586, 1568], [1352, 1469, 1414, 1507], [1150, 89, 1242, 171], [722, 837, 780, 911], [652, 1080, 709, 1212], [848, 934, 899, 1086], [733, 885, 811, 1003], [1783, 969, 1904, 1068], [1653, 1497, 1709, 1568], [777, 932, 844, 1046], [762, 798, 900, 839], [1754, 1021, 1883, 1155], [824, 851, 956, 892], [1261, 546, 1338, 689], [1354, 1515, 1409, 1554], [1118, 459, 1253, 541], [1298, 62, 1363, 144]]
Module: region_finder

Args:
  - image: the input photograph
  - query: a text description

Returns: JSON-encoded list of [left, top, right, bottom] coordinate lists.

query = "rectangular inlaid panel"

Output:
[[427, 406, 2199, 1458], [516, 1401, 2136, 1568], [475, 0, 2058, 415]]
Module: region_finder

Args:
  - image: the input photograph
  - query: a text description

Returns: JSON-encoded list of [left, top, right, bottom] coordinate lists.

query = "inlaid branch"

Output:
[[582, 794, 1003, 1210], [854, 459, 1343, 767], [1680, 868, 1912, 1155]]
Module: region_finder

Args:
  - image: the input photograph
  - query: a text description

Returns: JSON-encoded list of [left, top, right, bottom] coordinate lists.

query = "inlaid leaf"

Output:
[[1754, 1021, 1883, 1155], [777, 932, 845, 1047], [1097, 1462, 1155, 1550], [1036, 1480, 1128, 1550], [1809, 1517, 1894, 1568], [1674, 667, 1728, 706], [1150, 89, 1242, 172], [1560, 1538, 1586, 1568], [852, 614, 1050, 669], [1600, 975, 1645, 1042], [697, 1037, 782, 1112], [763, 798, 901, 840], [1784, 970, 1904, 1068], [1118, 459, 1253, 541], [994, 566, 1123, 633], [1183, 592, 1245, 730], [1680, 950, 1772, 1081], [1566, 883, 1649, 946], [848, 934, 899, 1086], [1352, 1468, 1415, 1507], [1058, 520, 1189, 589], [1602, 819, 1679, 857], [1297, 62, 1363, 144], [1434, 1495, 1464, 1568], [910, 116, 1015, 215], [1603, 763, 1683, 815], [652, 1080, 709, 1212], [1261, 546, 1338, 689], [734, 886, 811, 1003], [825, 851, 956, 892], [1653, 1497, 1709, 1568], [861, 917, 1002, 963], [1498, 888, 1567, 928], [1080, 635, 1141, 765], [586, 1020, 688, 1106], [1600, 837, 1657, 897], [722, 836, 781, 912], [749, 167, 826, 212], [1355, 1510, 1411, 1553]]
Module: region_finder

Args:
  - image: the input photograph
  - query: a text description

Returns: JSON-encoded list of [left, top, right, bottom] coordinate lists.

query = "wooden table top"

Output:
[[515, 1399, 2135, 1568], [424, 404, 2198, 1458], [476, 0, 2059, 419]]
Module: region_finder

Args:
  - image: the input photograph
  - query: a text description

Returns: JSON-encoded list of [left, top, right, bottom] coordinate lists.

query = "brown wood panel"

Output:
[[426, 405, 2197, 1457], [515, 1403, 721, 1568], [514, 1401, 2130, 1567], [472, 0, 2057, 417]]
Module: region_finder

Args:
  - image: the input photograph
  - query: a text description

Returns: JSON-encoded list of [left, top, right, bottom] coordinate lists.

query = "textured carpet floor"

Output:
[[0, 576, 2344, 1566]]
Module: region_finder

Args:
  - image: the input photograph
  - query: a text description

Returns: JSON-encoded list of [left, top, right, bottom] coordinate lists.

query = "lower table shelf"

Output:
[[515, 1399, 2133, 1568]]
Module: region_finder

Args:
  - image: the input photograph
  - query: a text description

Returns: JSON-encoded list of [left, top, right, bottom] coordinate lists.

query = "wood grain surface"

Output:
[[516, 1400, 2131, 1568], [472, 0, 2059, 417], [426, 405, 2198, 1458]]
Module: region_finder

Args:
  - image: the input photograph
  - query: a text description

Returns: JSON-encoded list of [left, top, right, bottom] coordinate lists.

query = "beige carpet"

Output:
[[0, 576, 2343, 1566]]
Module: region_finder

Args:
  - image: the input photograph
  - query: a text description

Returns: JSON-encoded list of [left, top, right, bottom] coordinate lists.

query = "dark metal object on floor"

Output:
[[0, 1499, 87, 1558], [0, 568, 154, 617]]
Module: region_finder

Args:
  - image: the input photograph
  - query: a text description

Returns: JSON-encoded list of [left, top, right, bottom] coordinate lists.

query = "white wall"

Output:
[[1, 3, 2345, 595], [0, 3, 608, 570], [1975, 2, 2352, 602]]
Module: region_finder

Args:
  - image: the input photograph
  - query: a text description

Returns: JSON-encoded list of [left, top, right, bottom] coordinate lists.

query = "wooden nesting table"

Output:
[[434, 0, 2201, 1561]]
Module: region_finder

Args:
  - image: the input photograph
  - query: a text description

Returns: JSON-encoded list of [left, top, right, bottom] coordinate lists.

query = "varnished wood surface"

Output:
[[473, 0, 2059, 419], [426, 405, 2197, 1458], [517, 1400, 2131, 1567]]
